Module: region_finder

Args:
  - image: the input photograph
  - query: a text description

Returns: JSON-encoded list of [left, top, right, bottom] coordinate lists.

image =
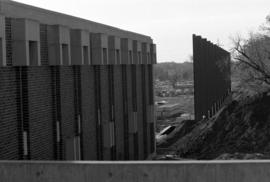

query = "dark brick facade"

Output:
[[80, 66, 97, 160], [0, 1, 156, 161], [27, 67, 55, 160], [0, 67, 19, 159]]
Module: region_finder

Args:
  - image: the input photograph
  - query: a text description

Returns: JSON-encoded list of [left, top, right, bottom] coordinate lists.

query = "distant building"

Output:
[[156, 103, 182, 119], [0, 0, 156, 160]]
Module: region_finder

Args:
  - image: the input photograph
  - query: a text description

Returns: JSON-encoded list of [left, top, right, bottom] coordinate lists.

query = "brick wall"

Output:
[[0, 65, 155, 160], [126, 65, 134, 160], [0, 67, 19, 159], [59, 66, 76, 160], [136, 65, 144, 160], [80, 66, 97, 160], [113, 66, 125, 160], [27, 66, 55, 160], [99, 65, 111, 160]]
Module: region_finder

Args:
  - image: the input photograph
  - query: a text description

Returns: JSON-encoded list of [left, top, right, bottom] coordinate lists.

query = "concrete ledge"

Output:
[[1, 160, 270, 182]]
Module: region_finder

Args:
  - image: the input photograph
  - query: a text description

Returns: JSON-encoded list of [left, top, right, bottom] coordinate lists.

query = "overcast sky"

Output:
[[15, 0, 270, 63]]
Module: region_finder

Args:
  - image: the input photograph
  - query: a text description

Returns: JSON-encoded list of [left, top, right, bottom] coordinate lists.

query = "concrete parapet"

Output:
[[11, 18, 40, 66], [121, 38, 133, 64], [91, 33, 108, 65], [0, 0, 153, 43], [70, 29, 90, 65], [150, 44, 156, 64], [108, 36, 121, 65], [1, 160, 270, 182], [142, 42, 150, 64], [47, 25, 71, 65]]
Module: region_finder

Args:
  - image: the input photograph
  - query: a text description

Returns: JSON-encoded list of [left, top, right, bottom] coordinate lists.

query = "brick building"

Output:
[[0, 0, 156, 160]]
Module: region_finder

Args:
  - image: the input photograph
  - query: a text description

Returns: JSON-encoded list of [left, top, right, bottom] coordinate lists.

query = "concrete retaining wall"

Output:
[[0, 160, 270, 182]]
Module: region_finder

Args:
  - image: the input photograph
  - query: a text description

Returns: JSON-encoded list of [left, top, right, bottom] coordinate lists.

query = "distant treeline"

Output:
[[154, 62, 193, 82]]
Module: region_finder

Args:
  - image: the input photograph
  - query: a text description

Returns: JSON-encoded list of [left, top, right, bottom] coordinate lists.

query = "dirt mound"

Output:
[[170, 92, 270, 159]]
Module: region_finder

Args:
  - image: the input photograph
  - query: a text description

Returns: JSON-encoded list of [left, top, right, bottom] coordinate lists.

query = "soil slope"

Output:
[[169, 93, 270, 159]]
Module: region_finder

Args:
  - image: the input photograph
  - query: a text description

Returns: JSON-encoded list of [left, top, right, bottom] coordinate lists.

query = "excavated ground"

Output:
[[157, 92, 270, 160]]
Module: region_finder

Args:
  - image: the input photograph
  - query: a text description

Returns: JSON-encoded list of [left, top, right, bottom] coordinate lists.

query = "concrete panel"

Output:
[[132, 40, 138, 64], [142, 43, 150, 64], [11, 18, 41, 66], [121, 38, 133, 64], [47, 25, 71, 65], [108, 36, 121, 65], [70, 29, 90, 65], [150, 44, 156, 64], [91, 33, 108, 49], [91, 33, 108, 65]]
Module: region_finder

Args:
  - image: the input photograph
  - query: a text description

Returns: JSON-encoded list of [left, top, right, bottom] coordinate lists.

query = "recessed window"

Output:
[[116, 49, 120, 64], [83, 46, 89, 64], [138, 52, 141, 64], [0, 38, 2, 64], [62, 44, 69, 65], [129, 50, 132, 63], [102, 48, 107, 64], [29, 41, 38, 65]]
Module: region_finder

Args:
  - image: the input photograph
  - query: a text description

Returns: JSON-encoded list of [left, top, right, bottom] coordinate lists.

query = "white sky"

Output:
[[14, 0, 270, 63]]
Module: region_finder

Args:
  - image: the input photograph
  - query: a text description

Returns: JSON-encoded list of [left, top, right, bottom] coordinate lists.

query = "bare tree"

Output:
[[231, 17, 270, 93]]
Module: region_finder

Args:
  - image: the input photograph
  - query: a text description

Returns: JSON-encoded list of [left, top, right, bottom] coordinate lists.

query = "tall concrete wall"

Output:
[[0, 161, 270, 182], [193, 34, 231, 121]]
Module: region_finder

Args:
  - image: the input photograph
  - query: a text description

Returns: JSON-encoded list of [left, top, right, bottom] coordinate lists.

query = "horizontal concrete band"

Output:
[[0, 0, 157, 66], [0, 160, 270, 182], [0, 18, 157, 66], [0, 0, 153, 43]]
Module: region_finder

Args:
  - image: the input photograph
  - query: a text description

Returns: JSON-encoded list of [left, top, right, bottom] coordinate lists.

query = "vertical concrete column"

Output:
[[132, 40, 138, 64], [0, 16, 6, 66], [142, 43, 150, 64], [137, 42, 142, 64], [70, 29, 90, 65], [12, 18, 40, 66], [115, 37, 121, 64], [150, 44, 157, 64], [91, 33, 108, 65], [47, 25, 71, 65], [108, 36, 121, 65], [121, 38, 133, 64]]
